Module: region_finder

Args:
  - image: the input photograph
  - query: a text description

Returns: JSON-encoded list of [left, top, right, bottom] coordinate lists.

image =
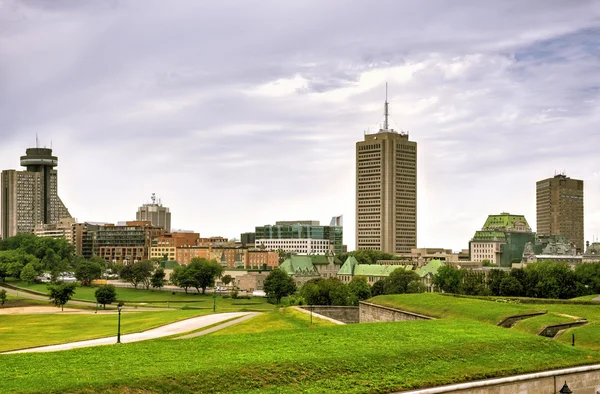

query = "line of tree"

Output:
[[432, 261, 600, 299], [170, 258, 224, 294], [298, 276, 372, 306], [336, 250, 406, 265]]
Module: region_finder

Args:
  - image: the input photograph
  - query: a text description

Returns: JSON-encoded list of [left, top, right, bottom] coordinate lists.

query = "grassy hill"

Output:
[[1, 318, 598, 393]]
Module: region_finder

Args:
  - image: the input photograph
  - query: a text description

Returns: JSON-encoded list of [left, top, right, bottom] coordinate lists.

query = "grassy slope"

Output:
[[371, 294, 543, 324], [571, 294, 600, 301], [1, 319, 599, 394], [0, 310, 211, 352], [212, 308, 334, 335], [7, 281, 275, 311]]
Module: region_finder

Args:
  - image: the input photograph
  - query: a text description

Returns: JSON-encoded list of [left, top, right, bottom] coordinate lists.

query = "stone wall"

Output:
[[299, 306, 359, 324], [359, 301, 434, 323], [497, 311, 547, 328], [399, 364, 600, 394]]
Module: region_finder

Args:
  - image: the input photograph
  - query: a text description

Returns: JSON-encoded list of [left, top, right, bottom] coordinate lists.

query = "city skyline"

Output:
[[2, 1, 600, 250]]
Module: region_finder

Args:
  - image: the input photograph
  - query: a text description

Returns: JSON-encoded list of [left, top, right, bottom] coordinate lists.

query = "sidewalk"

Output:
[[4, 312, 252, 354]]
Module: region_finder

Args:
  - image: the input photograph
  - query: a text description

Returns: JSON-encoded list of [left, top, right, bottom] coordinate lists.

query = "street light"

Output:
[[213, 286, 217, 312], [559, 381, 572, 394], [116, 302, 124, 344]]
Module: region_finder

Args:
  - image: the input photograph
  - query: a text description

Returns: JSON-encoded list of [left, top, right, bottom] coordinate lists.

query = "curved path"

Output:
[[3, 312, 253, 354]]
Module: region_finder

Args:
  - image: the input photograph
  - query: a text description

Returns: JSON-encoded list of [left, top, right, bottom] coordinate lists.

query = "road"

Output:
[[4, 312, 254, 354]]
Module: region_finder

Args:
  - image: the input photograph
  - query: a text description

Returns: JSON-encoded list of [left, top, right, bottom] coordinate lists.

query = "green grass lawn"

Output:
[[512, 313, 576, 335], [571, 294, 599, 301], [0, 309, 212, 352], [212, 308, 334, 336], [371, 293, 543, 324], [6, 281, 276, 311], [1, 318, 598, 394]]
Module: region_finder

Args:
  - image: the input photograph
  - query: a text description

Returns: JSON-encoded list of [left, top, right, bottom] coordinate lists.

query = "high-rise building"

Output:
[[1, 148, 72, 238], [136, 193, 171, 232], [536, 174, 584, 253], [356, 87, 417, 253]]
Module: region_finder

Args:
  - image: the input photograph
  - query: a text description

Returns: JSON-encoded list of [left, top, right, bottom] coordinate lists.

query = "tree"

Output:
[[151, 268, 166, 289], [74, 260, 103, 286], [120, 260, 154, 289], [385, 269, 421, 294], [47, 282, 78, 311], [460, 272, 487, 295], [263, 268, 296, 304], [95, 285, 117, 309], [432, 265, 463, 293], [371, 279, 386, 296], [487, 269, 507, 296], [188, 258, 224, 294], [407, 280, 427, 293], [499, 276, 523, 296], [299, 277, 348, 306], [221, 274, 233, 294], [171, 265, 195, 293], [348, 276, 371, 305], [20, 262, 39, 284], [0, 289, 6, 305]]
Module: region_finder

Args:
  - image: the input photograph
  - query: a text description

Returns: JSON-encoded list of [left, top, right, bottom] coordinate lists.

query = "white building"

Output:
[[256, 238, 332, 255]]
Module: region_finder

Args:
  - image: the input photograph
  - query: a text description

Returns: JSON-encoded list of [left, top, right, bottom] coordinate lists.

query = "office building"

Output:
[[72, 222, 106, 259], [1, 148, 72, 238], [136, 193, 171, 232], [356, 88, 417, 253], [33, 217, 76, 243], [96, 221, 165, 263], [536, 174, 584, 253], [255, 220, 343, 255]]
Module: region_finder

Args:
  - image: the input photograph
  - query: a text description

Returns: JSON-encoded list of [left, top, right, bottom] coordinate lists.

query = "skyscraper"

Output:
[[356, 87, 417, 253], [1, 148, 72, 238], [136, 193, 171, 231], [536, 174, 584, 253]]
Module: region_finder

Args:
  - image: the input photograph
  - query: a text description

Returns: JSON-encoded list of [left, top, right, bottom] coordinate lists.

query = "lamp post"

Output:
[[559, 381, 572, 394], [116, 303, 123, 344], [213, 286, 217, 312]]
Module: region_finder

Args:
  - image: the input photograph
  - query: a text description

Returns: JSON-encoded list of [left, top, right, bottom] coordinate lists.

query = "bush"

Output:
[[222, 295, 231, 299], [231, 289, 239, 299]]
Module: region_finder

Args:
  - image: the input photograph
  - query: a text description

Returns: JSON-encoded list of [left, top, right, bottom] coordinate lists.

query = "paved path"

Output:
[[3, 312, 252, 354], [594, 295, 600, 301], [175, 312, 260, 339]]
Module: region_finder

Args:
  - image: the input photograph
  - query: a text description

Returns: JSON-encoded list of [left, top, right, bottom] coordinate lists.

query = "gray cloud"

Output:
[[1, 0, 599, 248]]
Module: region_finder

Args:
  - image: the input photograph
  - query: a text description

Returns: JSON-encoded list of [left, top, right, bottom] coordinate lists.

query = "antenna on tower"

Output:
[[383, 82, 389, 130], [36, 134, 39, 148], [151, 193, 156, 204]]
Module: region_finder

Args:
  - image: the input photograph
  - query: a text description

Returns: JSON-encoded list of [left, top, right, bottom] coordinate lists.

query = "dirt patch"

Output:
[[556, 313, 580, 320]]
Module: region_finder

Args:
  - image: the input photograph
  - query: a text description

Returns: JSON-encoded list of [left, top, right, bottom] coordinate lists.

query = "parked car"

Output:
[[252, 290, 267, 298]]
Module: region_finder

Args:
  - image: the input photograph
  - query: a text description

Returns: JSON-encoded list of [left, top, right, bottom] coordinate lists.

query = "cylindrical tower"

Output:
[[20, 148, 58, 224]]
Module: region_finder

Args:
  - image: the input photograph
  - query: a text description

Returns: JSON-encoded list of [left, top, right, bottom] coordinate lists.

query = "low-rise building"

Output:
[[583, 241, 600, 263], [33, 217, 76, 243], [337, 256, 408, 285], [150, 232, 200, 261], [255, 220, 343, 255], [469, 213, 535, 266]]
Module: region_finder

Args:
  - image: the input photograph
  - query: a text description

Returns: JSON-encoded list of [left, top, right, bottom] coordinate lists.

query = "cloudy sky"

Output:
[[1, 0, 599, 251]]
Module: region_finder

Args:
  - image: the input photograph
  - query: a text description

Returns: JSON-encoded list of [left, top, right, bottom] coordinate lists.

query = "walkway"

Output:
[[4, 312, 253, 354], [175, 312, 260, 339]]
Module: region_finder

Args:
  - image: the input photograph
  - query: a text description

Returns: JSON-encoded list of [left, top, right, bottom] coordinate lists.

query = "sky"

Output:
[[1, 0, 599, 251]]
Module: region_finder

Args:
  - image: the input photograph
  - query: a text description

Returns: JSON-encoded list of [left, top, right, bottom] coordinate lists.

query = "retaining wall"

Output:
[[359, 301, 433, 323], [299, 306, 359, 323], [399, 364, 600, 394]]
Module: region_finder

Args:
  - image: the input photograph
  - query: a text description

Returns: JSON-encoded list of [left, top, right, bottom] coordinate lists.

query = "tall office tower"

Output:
[[356, 86, 417, 254], [1, 148, 72, 238], [136, 193, 171, 232], [536, 174, 584, 253]]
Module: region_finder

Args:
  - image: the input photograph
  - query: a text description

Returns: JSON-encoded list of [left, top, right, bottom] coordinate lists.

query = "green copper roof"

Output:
[[472, 231, 507, 242], [337, 256, 359, 275], [354, 264, 403, 277], [310, 255, 330, 265], [417, 259, 445, 278], [279, 256, 318, 275], [482, 213, 531, 231]]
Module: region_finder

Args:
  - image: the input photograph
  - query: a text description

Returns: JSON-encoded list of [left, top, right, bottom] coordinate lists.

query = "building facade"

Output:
[[136, 193, 171, 232], [150, 232, 200, 261], [536, 174, 584, 253], [469, 213, 535, 266], [96, 221, 165, 263], [1, 148, 72, 238], [356, 94, 417, 253], [72, 222, 105, 259], [255, 221, 343, 254], [33, 217, 76, 243]]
